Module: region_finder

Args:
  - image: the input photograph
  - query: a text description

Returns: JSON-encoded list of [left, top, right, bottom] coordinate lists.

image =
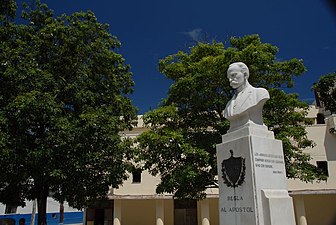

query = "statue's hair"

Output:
[[228, 62, 249, 78]]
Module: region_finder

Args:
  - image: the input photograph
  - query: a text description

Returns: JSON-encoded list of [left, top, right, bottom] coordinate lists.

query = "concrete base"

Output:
[[262, 190, 296, 225], [216, 126, 296, 225]]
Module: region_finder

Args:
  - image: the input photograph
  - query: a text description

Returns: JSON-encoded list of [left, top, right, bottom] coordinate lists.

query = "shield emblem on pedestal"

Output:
[[221, 150, 246, 188]]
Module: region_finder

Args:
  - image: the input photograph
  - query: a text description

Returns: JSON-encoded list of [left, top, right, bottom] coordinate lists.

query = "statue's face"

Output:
[[227, 65, 246, 89]]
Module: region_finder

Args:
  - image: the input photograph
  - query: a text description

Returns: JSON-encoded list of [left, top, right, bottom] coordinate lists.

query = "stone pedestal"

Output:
[[216, 125, 296, 225]]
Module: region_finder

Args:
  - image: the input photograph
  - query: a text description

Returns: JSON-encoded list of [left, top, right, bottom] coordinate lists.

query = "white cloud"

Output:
[[181, 28, 203, 41]]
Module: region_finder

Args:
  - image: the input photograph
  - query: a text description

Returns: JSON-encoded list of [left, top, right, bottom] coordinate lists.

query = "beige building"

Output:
[[288, 105, 336, 225], [86, 106, 336, 225]]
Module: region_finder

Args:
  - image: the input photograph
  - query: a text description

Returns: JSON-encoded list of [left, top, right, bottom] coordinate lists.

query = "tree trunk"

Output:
[[30, 199, 37, 225], [59, 202, 64, 224], [36, 186, 49, 225]]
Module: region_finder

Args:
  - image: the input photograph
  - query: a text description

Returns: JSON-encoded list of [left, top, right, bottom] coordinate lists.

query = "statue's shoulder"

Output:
[[252, 86, 270, 100]]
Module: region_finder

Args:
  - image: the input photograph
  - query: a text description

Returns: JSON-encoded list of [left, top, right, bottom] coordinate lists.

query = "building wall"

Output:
[[304, 194, 336, 225], [107, 110, 336, 225], [293, 194, 336, 225], [208, 199, 219, 225], [113, 170, 161, 196], [288, 123, 336, 190], [0, 198, 81, 214], [164, 200, 174, 225], [120, 200, 156, 225], [289, 113, 336, 225]]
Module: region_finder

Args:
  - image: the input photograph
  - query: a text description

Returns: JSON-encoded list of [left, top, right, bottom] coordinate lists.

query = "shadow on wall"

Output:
[[324, 125, 336, 161], [332, 214, 336, 225]]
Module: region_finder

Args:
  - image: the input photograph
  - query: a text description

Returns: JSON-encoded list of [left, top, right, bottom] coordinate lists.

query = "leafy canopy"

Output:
[[137, 35, 326, 199], [313, 73, 336, 114], [0, 1, 136, 224]]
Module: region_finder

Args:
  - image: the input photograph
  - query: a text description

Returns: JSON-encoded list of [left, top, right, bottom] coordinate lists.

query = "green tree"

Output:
[[0, 1, 136, 225], [137, 35, 326, 199], [0, 0, 17, 23], [313, 73, 336, 114]]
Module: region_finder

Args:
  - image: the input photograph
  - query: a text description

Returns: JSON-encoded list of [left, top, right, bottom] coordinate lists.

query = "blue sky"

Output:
[[21, 0, 336, 114]]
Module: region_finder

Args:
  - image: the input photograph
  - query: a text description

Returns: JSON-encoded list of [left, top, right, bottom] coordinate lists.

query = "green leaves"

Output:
[[0, 0, 136, 214], [0, 0, 17, 23], [137, 34, 325, 199], [313, 73, 336, 113]]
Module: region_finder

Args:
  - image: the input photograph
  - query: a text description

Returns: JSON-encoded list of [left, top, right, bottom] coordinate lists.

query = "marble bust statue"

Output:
[[223, 62, 270, 132]]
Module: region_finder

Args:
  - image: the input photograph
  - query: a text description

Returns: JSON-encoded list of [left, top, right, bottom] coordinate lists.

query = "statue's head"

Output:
[[227, 62, 249, 89]]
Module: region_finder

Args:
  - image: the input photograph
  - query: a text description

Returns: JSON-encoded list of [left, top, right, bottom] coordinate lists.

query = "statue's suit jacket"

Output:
[[224, 84, 269, 119]]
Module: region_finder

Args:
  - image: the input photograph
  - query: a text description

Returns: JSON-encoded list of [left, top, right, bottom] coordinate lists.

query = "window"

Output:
[[316, 113, 325, 124], [316, 161, 329, 176], [132, 169, 142, 183]]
